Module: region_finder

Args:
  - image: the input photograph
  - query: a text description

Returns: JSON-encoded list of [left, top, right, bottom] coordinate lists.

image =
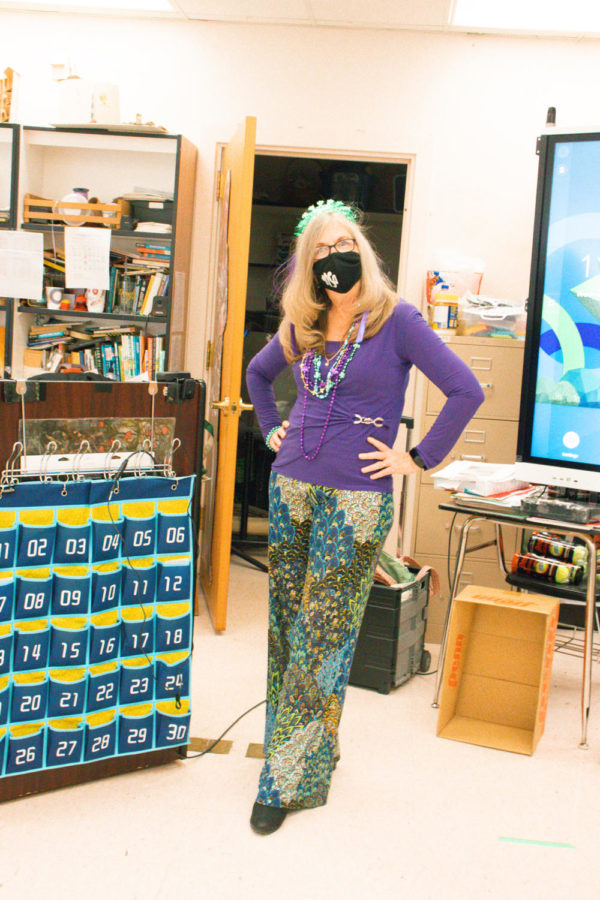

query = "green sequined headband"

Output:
[[294, 199, 358, 237]]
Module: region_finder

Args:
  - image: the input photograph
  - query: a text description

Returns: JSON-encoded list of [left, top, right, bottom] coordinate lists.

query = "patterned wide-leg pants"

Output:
[[256, 472, 394, 809]]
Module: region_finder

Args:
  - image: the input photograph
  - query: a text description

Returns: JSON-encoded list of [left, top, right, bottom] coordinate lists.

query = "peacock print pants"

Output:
[[256, 472, 394, 809]]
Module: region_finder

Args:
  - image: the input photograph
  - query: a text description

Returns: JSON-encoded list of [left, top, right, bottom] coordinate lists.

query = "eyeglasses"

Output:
[[313, 237, 357, 261]]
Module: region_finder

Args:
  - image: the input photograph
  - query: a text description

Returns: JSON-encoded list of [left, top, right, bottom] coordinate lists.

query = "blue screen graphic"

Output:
[[530, 139, 600, 466]]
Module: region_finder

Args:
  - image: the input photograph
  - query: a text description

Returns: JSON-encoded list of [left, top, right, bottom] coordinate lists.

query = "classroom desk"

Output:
[[432, 500, 599, 749]]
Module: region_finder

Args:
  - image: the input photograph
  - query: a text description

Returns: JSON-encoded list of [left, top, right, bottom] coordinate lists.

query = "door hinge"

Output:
[[216, 169, 225, 201], [206, 339, 214, 368]]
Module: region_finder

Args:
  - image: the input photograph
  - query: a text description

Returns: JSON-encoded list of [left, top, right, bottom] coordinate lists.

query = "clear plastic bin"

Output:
[[457, 297, 526, 339]]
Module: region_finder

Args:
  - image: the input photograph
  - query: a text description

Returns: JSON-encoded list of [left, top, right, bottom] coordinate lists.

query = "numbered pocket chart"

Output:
[[0, 475, 194, 780]]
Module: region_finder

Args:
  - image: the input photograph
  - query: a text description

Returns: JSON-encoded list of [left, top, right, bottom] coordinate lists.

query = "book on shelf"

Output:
[[29, 321, 70, 335], [27, 336, 68, 349], [43, 256, 65, 274], [93, 345, 103, 373], [67, 321, 138, 340], [134, 242, 169, 252], [28, 323, 70, 347], [139, 272, 167, 316], [128, 257, 169, 268], [23, 348, 44, 368], [135, 244, 171, 256], [135, 241, 171, 250]]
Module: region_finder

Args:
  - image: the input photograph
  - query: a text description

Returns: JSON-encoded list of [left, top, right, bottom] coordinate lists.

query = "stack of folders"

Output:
[[432, 461, 538, 511]]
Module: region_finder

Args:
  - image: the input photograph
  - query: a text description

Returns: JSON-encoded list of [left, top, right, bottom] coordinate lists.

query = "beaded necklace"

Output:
[[299, 311, 367, 461]]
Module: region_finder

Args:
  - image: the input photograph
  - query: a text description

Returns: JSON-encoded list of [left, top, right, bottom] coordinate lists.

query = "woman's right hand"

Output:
[[268, 420, 290, 452]]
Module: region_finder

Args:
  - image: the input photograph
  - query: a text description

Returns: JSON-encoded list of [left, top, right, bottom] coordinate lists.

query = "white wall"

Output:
[[3, 11, 600, 375]]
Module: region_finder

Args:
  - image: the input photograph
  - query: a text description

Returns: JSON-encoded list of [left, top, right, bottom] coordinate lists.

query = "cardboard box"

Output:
[[437, 585, 559, 755]]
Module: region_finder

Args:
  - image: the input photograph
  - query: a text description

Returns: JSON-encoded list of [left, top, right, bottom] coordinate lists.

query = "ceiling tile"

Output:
[[175, 0, 313, 22], [308, 0, 452, 28]]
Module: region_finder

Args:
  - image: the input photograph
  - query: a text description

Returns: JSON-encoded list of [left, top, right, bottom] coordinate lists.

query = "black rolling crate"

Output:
[[349, 568, 430, 694]]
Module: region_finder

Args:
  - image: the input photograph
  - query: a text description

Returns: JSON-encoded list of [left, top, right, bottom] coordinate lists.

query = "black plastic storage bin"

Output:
[[130, 199, 173, 225], [349, 568, 430, 694]]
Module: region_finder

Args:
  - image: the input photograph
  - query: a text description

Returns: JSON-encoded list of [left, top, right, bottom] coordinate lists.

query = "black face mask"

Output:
[[313, 251, 362, 294]]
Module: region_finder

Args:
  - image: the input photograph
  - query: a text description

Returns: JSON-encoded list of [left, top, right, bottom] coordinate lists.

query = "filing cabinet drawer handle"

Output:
[[464, 430, 486, 443], [460, 454, 486, 461], [470, 357, 492, 370]]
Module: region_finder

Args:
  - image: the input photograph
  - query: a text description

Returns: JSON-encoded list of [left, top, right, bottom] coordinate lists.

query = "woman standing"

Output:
[[246, 200, 484, 835]]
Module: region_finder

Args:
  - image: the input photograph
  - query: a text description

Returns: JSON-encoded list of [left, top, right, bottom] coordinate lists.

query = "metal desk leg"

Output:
[[579, 534, 598, 749], [432, 515, 482, 708], [495, 523, 509, 575]]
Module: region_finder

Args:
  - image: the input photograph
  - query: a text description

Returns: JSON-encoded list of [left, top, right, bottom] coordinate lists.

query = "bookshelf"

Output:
[[9, 126, 197, 379], [0, 122, 18, 229], [0, 124, 19, 374]]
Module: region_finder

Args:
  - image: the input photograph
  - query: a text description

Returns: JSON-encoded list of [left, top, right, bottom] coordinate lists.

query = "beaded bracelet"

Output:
[[265, 426, 280, 450]]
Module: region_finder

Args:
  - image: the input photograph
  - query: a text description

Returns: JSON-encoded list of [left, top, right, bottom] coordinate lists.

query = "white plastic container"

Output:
[[429, 285, 459, 331], [458, 294, 526, 338]]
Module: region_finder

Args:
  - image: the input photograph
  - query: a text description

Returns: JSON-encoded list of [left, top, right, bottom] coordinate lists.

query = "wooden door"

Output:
[[199, 117, 256, 631]]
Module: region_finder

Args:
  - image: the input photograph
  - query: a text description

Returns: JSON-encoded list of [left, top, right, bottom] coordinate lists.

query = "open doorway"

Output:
[[232, 152, 409, 568]]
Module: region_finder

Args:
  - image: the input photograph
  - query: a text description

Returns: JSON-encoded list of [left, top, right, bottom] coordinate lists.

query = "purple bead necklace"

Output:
[[299, 311, 367, 461]]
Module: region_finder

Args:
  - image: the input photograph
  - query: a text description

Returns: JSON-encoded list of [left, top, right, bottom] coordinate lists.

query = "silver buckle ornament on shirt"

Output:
[[353, 414, 384, 427]]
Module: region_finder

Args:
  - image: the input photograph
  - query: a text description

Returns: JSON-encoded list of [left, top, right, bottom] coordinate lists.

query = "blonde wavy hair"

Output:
[[278, 209, 397, 362]]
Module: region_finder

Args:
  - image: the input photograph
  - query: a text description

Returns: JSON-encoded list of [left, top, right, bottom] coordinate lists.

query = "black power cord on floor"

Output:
[[185, 699, 267, 759]]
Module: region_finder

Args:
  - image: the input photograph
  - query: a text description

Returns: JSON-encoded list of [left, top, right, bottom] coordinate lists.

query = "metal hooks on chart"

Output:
[[166, 438, 181, 483], [40, 441, 58, 483], [0, 434, 184, 496], [103, 440, 122, 481], [0, 442, 24, 496], [2, 378, 184, 492], [72, 440, 91, 482]]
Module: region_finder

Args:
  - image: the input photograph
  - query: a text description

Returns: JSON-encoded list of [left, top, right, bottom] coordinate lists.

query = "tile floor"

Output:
[[2, 556, 600, 899]]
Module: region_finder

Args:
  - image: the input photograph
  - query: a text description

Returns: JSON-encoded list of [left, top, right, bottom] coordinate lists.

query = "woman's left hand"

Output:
[[359, 436, 421, 479]]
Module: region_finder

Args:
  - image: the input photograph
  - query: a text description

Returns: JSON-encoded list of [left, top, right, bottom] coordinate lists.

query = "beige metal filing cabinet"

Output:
[[409, 336, 525, 642]]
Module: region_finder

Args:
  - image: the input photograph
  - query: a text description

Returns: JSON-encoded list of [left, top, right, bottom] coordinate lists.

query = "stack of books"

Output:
[[106, 265, 169, 316], [25, 320, 166, 380], [96, 333, 165, 380], [27, 322, 71, 348], [132, 242, 171, 265]]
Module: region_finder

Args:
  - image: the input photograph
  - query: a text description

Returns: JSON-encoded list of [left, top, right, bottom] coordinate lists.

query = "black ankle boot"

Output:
[[250, 802, 288, 835]]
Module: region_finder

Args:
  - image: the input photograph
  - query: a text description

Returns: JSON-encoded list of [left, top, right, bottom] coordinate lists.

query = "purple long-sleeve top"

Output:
[[246, 301, 484, 493]]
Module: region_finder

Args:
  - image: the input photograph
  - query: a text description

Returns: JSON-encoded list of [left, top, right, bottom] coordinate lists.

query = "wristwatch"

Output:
[[409, 447, 427, 470]]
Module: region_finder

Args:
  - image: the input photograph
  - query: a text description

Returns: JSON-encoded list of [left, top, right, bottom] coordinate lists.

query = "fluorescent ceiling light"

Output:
[[2, 0, 174, 9], [453, 0, 600, 33]]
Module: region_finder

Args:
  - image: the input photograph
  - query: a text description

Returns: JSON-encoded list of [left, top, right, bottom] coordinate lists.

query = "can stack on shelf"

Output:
[[511, 532, 587, 587]]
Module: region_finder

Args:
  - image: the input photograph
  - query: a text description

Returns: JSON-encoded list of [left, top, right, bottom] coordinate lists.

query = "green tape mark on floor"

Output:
[[499, 837, 575, 849]]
